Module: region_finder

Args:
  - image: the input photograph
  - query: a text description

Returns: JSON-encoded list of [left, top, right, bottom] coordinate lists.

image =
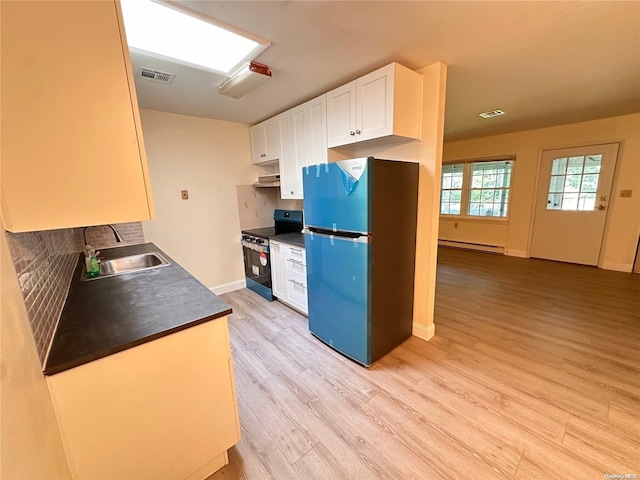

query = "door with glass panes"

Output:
[[530, 143, 619, 266]]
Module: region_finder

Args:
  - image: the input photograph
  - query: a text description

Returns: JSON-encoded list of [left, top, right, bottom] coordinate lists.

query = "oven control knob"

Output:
[[256, 239, 264, 244]]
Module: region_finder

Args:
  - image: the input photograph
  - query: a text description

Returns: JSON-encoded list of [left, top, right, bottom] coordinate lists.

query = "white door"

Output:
[[530, 143, 619, 266]]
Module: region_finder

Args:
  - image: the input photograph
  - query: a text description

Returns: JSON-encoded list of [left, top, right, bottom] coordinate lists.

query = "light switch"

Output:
[[620, 189, 632, 198], [181, 189, 189, 200]]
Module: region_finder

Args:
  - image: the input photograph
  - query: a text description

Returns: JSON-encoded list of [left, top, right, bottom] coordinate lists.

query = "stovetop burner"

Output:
[[241, 210, 303, 240], [241, 227, 276, 239]]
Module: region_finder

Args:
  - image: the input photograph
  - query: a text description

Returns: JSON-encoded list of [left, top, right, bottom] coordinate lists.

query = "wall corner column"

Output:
[[412, 62, 447, 341]]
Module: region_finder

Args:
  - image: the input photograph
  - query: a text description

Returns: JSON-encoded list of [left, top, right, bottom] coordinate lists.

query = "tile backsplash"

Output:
[[6, 228, 83, 364], [236, 185, 303, 230], [5, 222, 145, 365]]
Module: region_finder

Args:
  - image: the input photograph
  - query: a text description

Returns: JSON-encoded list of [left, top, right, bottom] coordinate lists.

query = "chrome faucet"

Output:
[[83, 224, 124, 246]]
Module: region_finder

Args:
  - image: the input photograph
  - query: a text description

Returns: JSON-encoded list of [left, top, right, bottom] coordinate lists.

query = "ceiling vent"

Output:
[[219, 62, 271, 99], [479, 109, 505, 119], [137, 68, 175, 84]]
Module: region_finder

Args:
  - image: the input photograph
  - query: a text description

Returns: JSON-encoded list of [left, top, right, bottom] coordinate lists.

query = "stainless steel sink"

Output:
[[81, 252, 169, 281]]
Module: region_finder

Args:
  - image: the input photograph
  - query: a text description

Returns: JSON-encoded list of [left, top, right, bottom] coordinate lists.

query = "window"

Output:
[[547, 154, 601, 211], [440, 164, 464, 214], [440, 158, 514, 218]]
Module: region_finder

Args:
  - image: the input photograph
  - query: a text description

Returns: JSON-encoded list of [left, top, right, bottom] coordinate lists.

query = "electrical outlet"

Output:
[[620, 189, 632, 198], [181, 189, 189, 200]]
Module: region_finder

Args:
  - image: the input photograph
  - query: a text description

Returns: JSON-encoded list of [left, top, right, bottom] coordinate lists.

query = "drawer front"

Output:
[[284, 255, 306, 275], [285, 269, 308, 314], [284, 245, 305, 262]]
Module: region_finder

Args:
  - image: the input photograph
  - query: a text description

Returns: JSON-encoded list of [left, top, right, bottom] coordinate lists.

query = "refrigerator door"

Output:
[[303, 158, 371, 234], [305, 231, 371, 365]]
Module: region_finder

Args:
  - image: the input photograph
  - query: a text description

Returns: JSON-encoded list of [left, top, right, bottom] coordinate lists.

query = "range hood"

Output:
[[253, 173, 280, 188]]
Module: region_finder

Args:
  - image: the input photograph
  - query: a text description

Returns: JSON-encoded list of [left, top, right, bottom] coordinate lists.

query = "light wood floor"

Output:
[[210, 248, 640, 479]]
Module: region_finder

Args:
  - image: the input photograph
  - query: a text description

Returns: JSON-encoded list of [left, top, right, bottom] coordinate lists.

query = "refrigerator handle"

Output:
[[304, 228, 371, 244]]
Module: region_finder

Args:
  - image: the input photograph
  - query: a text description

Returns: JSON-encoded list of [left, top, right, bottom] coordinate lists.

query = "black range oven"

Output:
[[241, 210, 303, 301]]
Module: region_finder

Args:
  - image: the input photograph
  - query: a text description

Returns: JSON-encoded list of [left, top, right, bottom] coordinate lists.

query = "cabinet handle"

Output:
[[349, 131, 355, 136], [287, 258, 303, 265], [355, 129, 361, 135], [290, 190, 294, 195], [260, 153, 266, 157], [290, 248, 302, 253], [288, 279, 306, 289]]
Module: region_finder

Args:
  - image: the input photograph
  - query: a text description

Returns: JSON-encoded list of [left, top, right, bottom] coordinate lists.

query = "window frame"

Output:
[[439, 156, 515, 220]]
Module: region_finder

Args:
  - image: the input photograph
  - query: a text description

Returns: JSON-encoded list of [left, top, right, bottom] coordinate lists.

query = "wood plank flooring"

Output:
[[210, 248, 640, 479]]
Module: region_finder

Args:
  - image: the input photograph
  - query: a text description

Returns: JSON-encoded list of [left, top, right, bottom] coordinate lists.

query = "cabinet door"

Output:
[[290, 106, 308, 199], [46, 319, 240, 480], [306, 95, 328, 168], [270, 241, 285, 299], [282, 243, 308, 315], [285, 269, 308, 314], [326, 82, 357, 148], [249, 124, 266, 164], [278, 113, 296, 200], [263, 118, 281, 162], [1, 1, 154, 232], [356, 63, 394, 142]]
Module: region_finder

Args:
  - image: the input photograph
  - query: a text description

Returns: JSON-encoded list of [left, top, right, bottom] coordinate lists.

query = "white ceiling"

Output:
[[130, 1, 640, 142]]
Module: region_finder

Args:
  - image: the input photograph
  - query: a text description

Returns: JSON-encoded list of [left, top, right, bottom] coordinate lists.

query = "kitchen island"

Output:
[[44, 243, 240, 480]]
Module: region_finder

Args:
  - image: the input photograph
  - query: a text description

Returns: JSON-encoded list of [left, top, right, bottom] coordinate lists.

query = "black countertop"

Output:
[[44, 243, 232, 376], [271, 232, 305, 248]]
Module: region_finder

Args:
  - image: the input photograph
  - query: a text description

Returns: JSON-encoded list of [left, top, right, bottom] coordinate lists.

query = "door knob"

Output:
[[598, 203, 607, 211]]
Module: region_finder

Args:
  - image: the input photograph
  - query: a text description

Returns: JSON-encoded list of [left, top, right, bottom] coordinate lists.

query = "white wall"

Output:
[[139, 109, 255, 291], [0, 230, 73, 480], [441, 113, 640, 271]]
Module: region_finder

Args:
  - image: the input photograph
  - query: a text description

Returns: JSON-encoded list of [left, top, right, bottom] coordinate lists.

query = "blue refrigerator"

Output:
[[303, 157, 419, 366]]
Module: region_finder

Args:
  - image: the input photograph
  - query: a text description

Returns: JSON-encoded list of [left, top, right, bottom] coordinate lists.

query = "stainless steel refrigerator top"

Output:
[[303, 157, 419, 366]]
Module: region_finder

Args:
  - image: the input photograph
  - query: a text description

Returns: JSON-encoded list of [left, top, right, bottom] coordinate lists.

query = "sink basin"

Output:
[[81, 252, 169, 281]]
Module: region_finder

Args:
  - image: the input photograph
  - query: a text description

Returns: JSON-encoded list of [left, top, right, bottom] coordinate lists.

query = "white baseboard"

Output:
[[506, 249, 527, 258], [412, 322, 435, 341], [601, 262, 633, 273], [210, 279, 246, 295]]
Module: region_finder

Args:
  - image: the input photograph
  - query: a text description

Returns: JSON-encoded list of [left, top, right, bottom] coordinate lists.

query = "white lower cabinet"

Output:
[[270, 240, 308, 315]]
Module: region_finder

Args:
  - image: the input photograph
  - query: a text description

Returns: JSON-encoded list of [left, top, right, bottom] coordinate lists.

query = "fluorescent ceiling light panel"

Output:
[[120, 0, 269, 76]]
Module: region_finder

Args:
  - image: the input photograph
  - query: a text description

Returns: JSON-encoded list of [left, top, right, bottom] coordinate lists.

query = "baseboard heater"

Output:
[[438, 239, 505, 254]]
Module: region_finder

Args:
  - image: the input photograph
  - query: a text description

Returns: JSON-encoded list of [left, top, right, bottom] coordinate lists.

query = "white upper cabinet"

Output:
[[279, 95, 328, 199], [307, 96, 329, 168], [250, 117, 281, 164], [278, 112, 296, 198], [1, 0, 155, 232], [326, 83, 357, 148], [326, 63, 422, 148]]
